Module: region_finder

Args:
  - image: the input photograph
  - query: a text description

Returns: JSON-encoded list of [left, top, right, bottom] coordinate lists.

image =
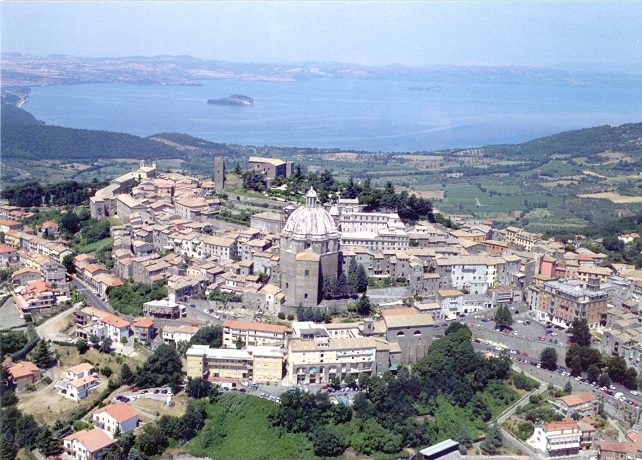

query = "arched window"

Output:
[[397, 331, 405, 337], [414, 330, 422, 336]]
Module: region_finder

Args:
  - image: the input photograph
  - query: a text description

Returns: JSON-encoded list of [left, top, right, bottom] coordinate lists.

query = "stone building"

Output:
[[280, 188, 341, 307], [247, 157, 292, 179]]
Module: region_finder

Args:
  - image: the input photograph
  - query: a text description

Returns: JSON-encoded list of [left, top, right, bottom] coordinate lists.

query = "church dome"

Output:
[[329, 205, 340, 217], [281, 187, 340, 241]]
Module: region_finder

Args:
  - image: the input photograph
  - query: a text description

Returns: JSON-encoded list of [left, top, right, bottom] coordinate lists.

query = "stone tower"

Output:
[[214, 157, 226, 190]]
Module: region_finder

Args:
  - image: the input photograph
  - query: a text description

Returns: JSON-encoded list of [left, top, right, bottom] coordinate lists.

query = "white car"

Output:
[[631, 390, 638, 396]]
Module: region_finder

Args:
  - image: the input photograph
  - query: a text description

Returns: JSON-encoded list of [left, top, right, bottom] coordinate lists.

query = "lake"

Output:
[[24, 78, 642, 152]]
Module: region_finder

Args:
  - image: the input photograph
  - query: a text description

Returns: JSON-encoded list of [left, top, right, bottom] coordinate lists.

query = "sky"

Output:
[[2, 1, 642, 69]]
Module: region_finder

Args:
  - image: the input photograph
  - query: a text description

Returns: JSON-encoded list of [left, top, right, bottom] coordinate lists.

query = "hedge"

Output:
[[10, 324, 40, 361]]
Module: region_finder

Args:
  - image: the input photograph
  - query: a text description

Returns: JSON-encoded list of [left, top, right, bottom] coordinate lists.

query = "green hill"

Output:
[[1, 106, 185, 161]]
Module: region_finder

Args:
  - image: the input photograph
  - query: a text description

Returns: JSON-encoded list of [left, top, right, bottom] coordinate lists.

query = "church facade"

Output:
[[280, 188, 341, 307]]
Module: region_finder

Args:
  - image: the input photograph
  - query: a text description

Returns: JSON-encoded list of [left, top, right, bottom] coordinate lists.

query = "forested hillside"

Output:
[[485, 123, 642, 161], [1, 106, 185, 161]]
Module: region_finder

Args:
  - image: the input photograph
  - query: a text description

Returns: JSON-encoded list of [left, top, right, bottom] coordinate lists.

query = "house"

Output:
[[12, 280, 56, 312], [12, 267, 41, 286], [63, 429, 114, 460], [0, 244, 18, 266], [8, 361, 42, 391], [162, 324, 199, 343], [132, 317, 156, 341], [532, 419, 581, 457], [56, 375, 100, 401], [597, 440, 640, 460], [554, 392, 599, 418], [92, 402, 139, 434], [65, 363, 95, 381]]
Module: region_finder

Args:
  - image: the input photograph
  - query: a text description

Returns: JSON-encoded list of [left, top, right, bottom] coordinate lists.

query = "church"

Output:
[[280, 188, 341, 307]]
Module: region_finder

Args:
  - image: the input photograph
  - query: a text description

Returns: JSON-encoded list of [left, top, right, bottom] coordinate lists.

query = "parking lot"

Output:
[[0, 296, 27, 329]]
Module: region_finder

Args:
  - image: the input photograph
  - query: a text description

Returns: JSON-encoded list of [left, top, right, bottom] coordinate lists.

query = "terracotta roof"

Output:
[[94, 402, 139, 423], [99, 313, 130, 329], [9, 361, 41, 379], [557, 391, 597, 407], [12, 267, 39, 276], [223, 320, 291, 334], [542, 418, 580, 432], [627, 431, 642, 445], [133, 317, 155, 328], [0, 244, 16, 253], [64, 429, 114, 453], [381, 307, 417, 317], [438, 289, 464, 297], [69, 376, 98, 388], [599, 440, 638, 454], [67, 362, 94, 375]]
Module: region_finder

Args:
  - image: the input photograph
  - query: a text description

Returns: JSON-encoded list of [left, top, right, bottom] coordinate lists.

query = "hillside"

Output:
[[1, 106, 185, 161]]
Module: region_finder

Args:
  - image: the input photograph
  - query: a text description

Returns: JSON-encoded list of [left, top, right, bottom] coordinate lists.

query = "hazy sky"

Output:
[[2, 1, 641, 68]]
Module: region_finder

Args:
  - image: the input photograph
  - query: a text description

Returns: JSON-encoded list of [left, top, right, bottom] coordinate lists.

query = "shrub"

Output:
[[278, 312, 286, 320]]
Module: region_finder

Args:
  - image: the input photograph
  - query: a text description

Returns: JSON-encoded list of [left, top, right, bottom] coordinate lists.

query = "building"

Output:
[[554, 392, 599, 418], [0, 244, 18, 265], [63, 429, 114, 460], [436, 290, 465, 319], [247, 157, 292, 179], [132, 317, 156, 341], [12, 280, 56, 312], [286, 336, 384, 385], [379, 310, 437, 365], [65, 363, 95, 381], [597, 440, 640, 460], [251, 211, 285, 234], [535, 277, 607, 328], [186, 344, 285, 385], [8, 361, 42, 391], [214, 156, 226, 190], [56, 374, 100, 401], [222, 320, 292, 348], [92, 402, 139, 434], [532, 419, 581, 457], [162, 324, 199, 343], [143, 299, 186, 319], [280, 188, 341, 306], [12, 267, 41, 287]]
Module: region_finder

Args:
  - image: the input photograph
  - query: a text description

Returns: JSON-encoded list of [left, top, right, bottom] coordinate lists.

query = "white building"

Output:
[[532, 419, 581, 457], [92, 402, 139, 434], [63, 429, 114, 460], [162, 324, 199, 343]]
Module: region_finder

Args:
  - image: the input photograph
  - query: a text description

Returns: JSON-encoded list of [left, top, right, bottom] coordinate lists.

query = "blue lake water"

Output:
[[24, 78, 642, 152]]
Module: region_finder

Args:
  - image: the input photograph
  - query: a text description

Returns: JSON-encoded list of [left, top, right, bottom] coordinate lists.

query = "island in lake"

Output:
[[207, 94, 254, 106]]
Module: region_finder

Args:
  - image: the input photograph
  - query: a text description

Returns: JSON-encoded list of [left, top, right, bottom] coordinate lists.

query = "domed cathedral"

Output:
[[280, 187, 341, 307]]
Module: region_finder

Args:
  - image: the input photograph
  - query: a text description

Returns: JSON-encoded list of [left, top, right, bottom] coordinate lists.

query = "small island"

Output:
[[207, 94, 254, 106]]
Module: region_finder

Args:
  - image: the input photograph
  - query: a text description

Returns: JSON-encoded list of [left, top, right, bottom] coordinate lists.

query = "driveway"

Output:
[[0, 296, 26, 329]]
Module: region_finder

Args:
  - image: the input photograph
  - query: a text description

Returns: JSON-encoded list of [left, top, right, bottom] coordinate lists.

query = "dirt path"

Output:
[[36, 305, 78, 341]]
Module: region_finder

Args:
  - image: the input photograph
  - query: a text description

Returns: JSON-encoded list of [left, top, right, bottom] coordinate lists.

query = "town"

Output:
[[4, 156, 642, 460]]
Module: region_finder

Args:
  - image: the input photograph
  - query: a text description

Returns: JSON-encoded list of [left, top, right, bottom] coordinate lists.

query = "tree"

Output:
[[356, 293, 372, 316], [540, 347, 558, 371], [568, 319, 591, 347], [356, 265, 368, 293], [188, 325, 223, 349], [495, 304, 513, 330], [75, 339, 89, 354], [90, 334, 100, 349], [311, 426, 345, 457], [234, 336, 245, 350], [99, 336, 113, 354], [480, 423, 503, 455], [455, 426, 474, 454], [564, 380, 572, 394], [624, 367, 638, 390], [346, 258, 359, 297], [587, 364, 601, 383], [185, 377, 212, 399], [121, 363, 134, 385], [599, 373, 612, 388], [135, 344, 183, 392], [30, 340, 55, 368]]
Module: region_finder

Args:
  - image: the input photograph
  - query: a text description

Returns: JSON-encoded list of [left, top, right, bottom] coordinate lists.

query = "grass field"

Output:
[[77, 237, 113, 254], [578, 192, 642, 203], [187, 394, 317, 460]]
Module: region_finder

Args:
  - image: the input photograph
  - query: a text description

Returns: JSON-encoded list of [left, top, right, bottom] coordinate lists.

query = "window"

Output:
[[304, 293, 308, 299], [304, 270, 309, 277]]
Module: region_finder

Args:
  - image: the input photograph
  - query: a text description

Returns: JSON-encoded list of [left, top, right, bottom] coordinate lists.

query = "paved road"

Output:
[[71, 276, 113, 313], [0, 296, 26, 329]]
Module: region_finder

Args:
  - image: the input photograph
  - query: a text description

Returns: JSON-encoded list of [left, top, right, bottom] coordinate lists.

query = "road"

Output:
[[71, 276, 114, 313]]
